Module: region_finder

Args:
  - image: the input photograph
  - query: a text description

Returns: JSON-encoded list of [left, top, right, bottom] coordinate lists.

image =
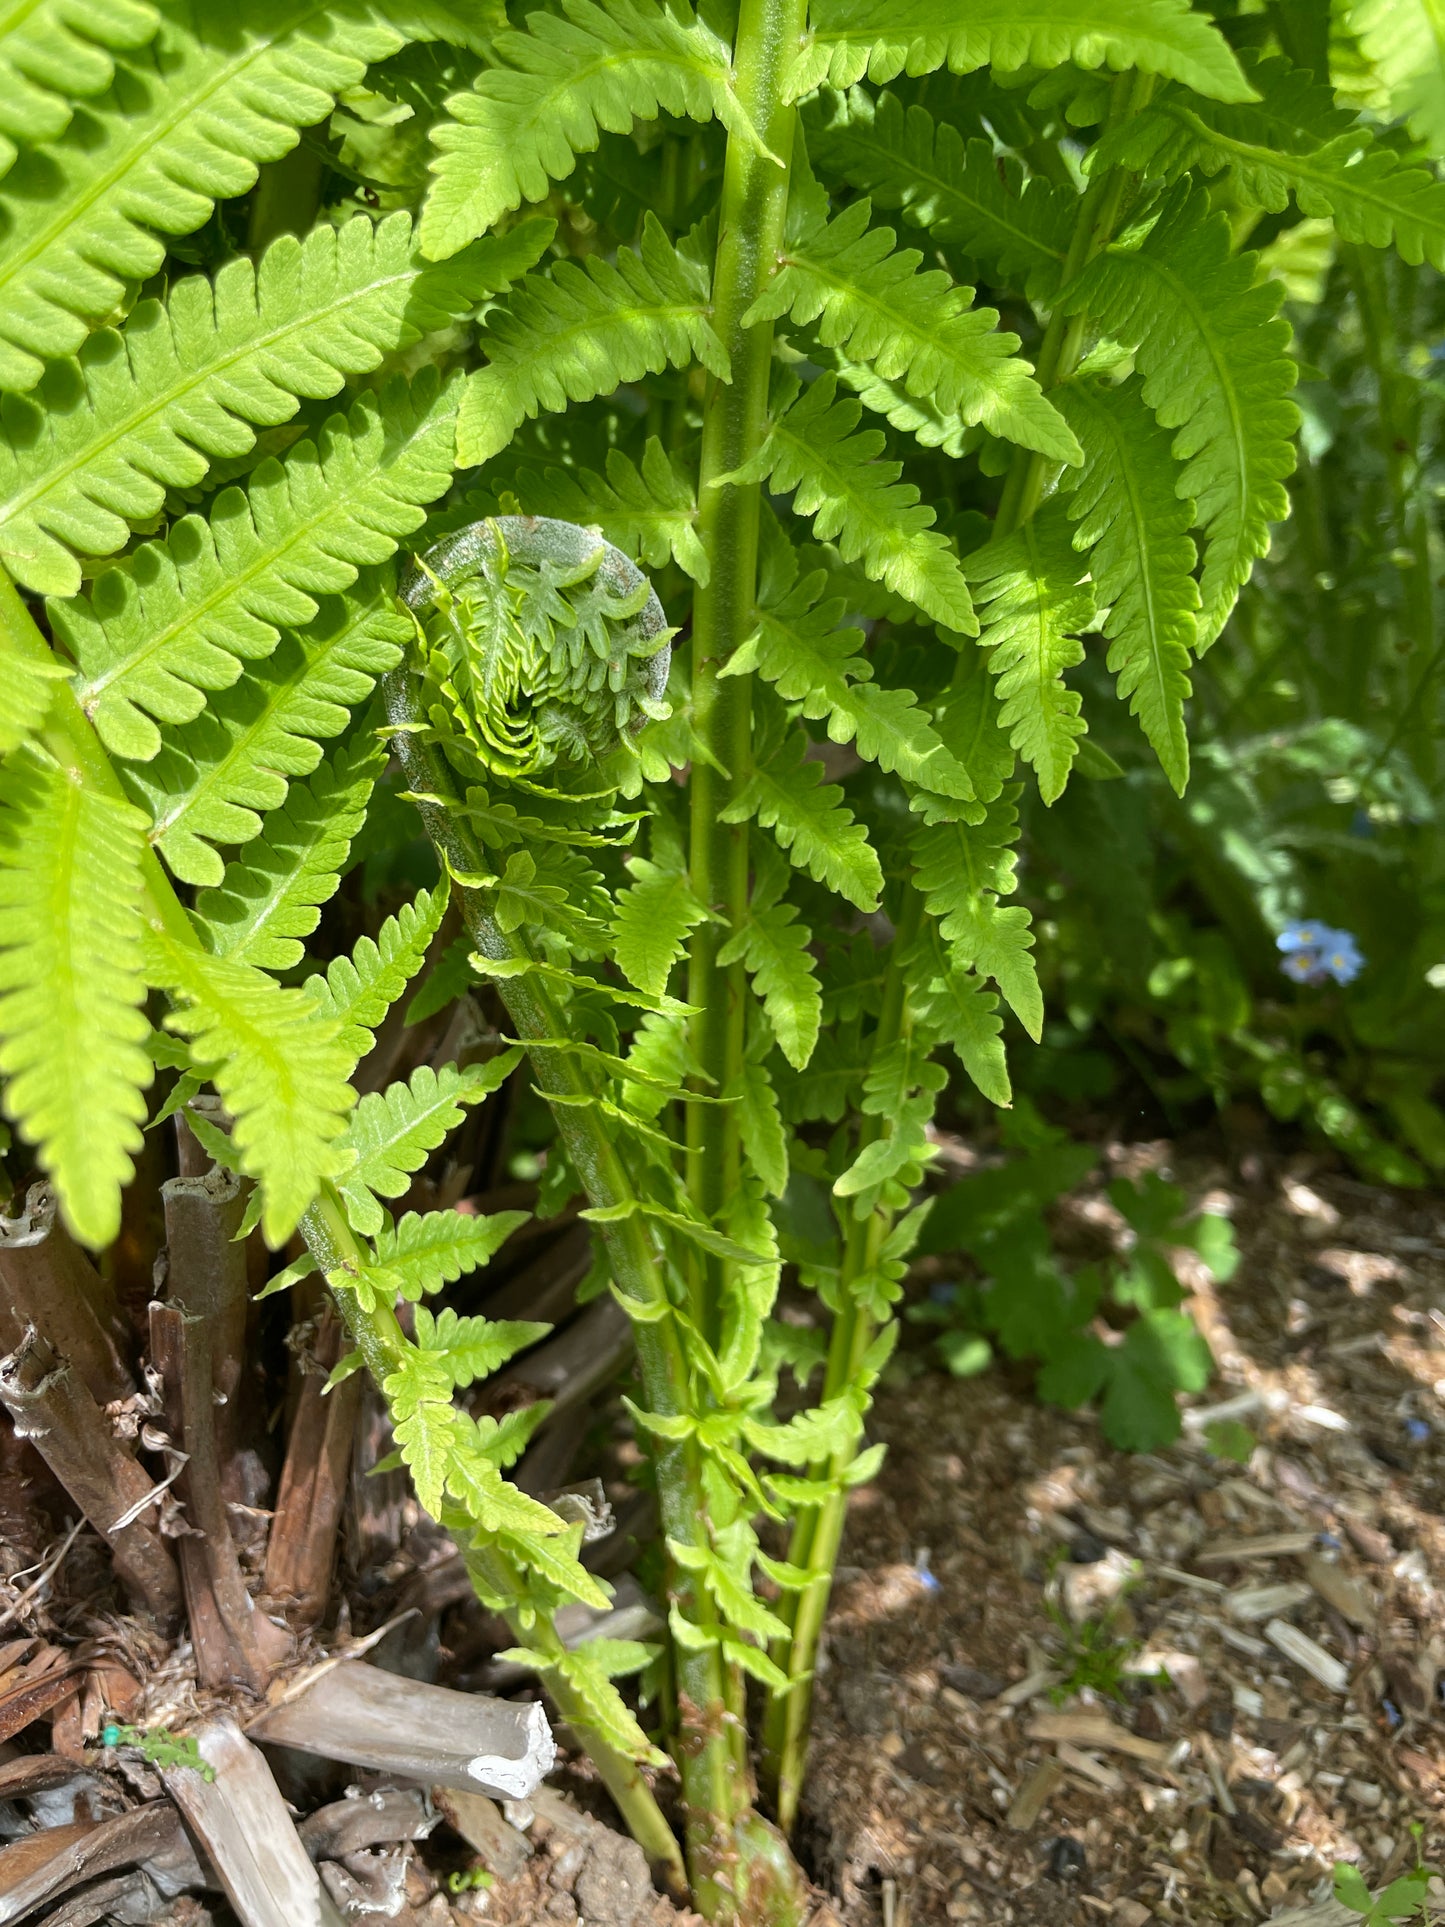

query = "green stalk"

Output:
[[681, 0, 808, 1841], [758, 890, 920, 1829], [301, 1187, 689, 1896], [382, 684, 802, 1922], [1, 588, 693, 1903], [687, 0, 809, 1318]]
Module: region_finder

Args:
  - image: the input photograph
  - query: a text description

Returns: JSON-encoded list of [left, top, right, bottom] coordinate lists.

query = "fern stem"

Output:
[[379, 673, 774, 1915], [686, 0, 809, 1350], [299, 1186, 690, 1898], [992, 72, 1154, 542], [759, 888, 921, 1832]]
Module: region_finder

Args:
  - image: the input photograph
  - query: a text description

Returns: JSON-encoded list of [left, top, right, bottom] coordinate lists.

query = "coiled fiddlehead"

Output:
[[399, 516, 672, 779]]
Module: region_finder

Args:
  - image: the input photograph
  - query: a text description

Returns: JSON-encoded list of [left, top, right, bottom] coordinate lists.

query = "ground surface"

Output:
[[2, 1136, 1442, 1926], [790, 1140, 1445, 1927]]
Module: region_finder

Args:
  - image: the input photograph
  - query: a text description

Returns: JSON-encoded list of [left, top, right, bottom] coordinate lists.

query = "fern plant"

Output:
[[0, 0, 1438, 1916]]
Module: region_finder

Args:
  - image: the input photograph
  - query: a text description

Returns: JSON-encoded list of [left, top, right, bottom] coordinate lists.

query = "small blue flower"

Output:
[[1277, 922, 1364, 987], [1405, 1417, 1431, 1445]]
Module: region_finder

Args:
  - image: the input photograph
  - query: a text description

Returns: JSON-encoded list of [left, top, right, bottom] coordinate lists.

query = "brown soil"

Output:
[[793, 1142, 1445, 1927]]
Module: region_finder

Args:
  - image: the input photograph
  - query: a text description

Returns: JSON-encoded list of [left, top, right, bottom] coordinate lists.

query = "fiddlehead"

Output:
[[400, 515, 673, 781]]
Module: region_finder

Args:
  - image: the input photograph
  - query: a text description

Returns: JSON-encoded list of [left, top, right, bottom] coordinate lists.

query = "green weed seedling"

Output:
[[99, 1722, 214, 1782], [917, 1154, 1238, 1450]]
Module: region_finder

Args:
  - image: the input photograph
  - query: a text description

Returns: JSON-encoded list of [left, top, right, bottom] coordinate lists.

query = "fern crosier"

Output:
[[402, 516, 673, 779]]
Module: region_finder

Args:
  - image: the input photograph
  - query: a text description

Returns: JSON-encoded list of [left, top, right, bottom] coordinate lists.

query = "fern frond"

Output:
[[833, 356, 967, 455], [612, 856, 711, 998], [909, 786, 1042, 1038], [374, 1205, 531, 1301], [305, 878, 451, 1070], [143, 927, 356, 1245], [932, 644, 1015, 809], [787, 0, 1255, 104], [0, 749, 151, 1246], [55, 373, 458, 762], [120, 583, 408, 887], [1345, 0, 1445, 156], [336, 1054, 522, 1236], [0, 215, 544, 596], [1055, 376, 1198, 792], [1062, 185, 1298, 648], [722, 729, 883, 912], [1099, 54, 1445, 271], [422, 0, 754, 257], [508, 437, 708, 583], [0, 641, 69, 756], [806, 88, 1073, 299], [724, 572, 974, 796], [725, 373, 976, 634], [195, 737, 385, 972], [0, 0, 440, 394], [0, 0, 158, 178], [904, 920, 1010, 1105], [456, 213, 729, 465], [717, 895, 822, 1072], [747, 201, 1078, 461], [962, 501, 1093, 804]]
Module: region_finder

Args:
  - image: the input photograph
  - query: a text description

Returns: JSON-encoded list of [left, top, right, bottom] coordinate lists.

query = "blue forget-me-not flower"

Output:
[[1277, 922, 1364, 986]]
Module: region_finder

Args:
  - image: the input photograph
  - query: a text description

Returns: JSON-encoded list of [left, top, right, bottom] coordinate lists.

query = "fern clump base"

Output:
[[0, 0, 1438, 1916]]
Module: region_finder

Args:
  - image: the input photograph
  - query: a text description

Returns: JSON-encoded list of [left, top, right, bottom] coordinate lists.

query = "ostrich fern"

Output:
[[0, 0, 1439, 1916]]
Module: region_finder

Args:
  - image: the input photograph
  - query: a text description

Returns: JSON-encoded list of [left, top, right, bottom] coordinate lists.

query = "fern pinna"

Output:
[[0, 0, 1437, 1914]]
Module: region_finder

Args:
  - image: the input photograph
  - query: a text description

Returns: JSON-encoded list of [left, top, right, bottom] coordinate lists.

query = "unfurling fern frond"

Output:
[[455, 214, 729, 465], [805, 89, 1074, 299], [962, 502, 1093, 805], [335, 1054, 523, 1236], [0, 215, 546, 596], [0, 0, 158, 178], [1061, 185, 1298, 648], [422, 0, 753, 257], [1096, 55, 1445, 270], [195, 737, 386, 971], [0, 1, 436, 394], [506, 438, 708, 583], [142, 927, 356, 1246], [722, 373, 976, 634], [786, 0, 1254, 104], [120, 584, 408, 886], [721, 728, 884, 912], [0, 751, 152, 1247], [402, 515, 674, 779], [722, 573, 974, 796], [306, 879, 452, 1070], [746, 202, 1079, 461], [1055, 377, 1198, 792], [55, 373, 458, 762], [909, 787, 1042, 1039]]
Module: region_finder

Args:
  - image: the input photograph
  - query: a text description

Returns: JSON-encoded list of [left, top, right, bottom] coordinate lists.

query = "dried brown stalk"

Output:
[[0, 1185, 130, 1405], [160, 1163, 251, 1496], [148, 1302, 275, 1692], [0, 1331, 179, 1625], [263, 1304, 362, 1627]]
